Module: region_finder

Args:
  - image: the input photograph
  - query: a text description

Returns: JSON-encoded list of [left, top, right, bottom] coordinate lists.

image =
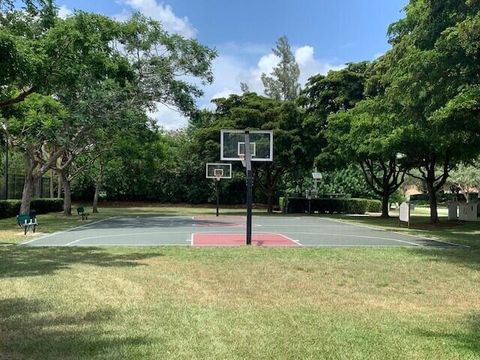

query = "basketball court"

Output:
[[21, 215, 461, 248]]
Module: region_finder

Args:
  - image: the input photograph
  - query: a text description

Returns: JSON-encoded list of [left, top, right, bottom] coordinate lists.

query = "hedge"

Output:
[[0, 199, 64, 219], [285, 198, 382, 215]]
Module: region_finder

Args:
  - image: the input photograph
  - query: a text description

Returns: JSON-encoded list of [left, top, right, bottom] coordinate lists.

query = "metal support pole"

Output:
[[245, 131, 253, 246], [215, 179, 220, 217], [4, 137, 8, 200]]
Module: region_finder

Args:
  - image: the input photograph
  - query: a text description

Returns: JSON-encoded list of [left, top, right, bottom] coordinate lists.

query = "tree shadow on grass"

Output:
[[411, 312, 480, 356], [0, 246, 164, 279], [409, 247, 480, 271], [0, 298, 151, 359]]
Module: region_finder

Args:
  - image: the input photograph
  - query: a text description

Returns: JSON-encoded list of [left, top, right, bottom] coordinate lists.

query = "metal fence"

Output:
[[0, 174, 52, 200]]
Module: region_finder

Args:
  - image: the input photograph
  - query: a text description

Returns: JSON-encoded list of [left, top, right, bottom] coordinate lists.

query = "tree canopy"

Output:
[[261, 36, 300, 101]]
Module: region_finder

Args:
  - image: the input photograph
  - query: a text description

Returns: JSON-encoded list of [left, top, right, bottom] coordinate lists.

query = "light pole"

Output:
[[2, 124, 8, 200]]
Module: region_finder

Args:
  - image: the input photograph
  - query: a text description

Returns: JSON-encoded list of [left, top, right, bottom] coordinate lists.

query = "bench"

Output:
[[17, 213, 38, 235], [77, 207, 89, 221]]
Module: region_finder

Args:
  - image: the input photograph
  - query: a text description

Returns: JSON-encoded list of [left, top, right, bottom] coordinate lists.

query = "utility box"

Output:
[[447, 202, 459, 221], [459, 203, 479, 222]]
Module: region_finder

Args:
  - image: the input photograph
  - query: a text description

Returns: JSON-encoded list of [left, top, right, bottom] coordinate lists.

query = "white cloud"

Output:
[[119, 0, 196, 38], [58, 5, 73, 19], [148, 103, 189, 130], [147, 44, 344, 128], [198, 44, 344, 109], [294, 45, 344, 84], [211, 89, 238, 101]]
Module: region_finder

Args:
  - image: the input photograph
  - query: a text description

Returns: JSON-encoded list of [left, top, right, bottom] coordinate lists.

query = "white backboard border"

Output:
[[206, 163, 232, 179], [220, 129, 273, 162]]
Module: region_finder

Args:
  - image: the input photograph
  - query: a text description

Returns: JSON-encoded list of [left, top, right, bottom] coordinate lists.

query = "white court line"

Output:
[[271, 233, 302, 246], [64, 230, 194, 246], [65, 230, 417, 247], [20, 217, 118, 246], [67, 229, 290, 246], [279, 231, 420, 247], [69, 243, 189, 247], [318, 217, 468, 248]]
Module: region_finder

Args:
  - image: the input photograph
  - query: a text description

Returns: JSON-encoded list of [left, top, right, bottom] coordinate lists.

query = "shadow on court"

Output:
[[70, 217, 242, 231], [0, 247, 163, 279], [0, 297, 149, 359]]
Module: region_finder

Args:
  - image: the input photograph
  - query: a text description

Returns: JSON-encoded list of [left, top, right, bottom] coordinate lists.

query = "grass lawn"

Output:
[[0, 205, 479, 359]]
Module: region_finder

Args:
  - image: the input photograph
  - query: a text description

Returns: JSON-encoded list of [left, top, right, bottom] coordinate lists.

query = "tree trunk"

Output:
[[426, 181, 439, 224], [92, 181, 99, 213], [62, 173, 72, 216], [20, 155, 36, 214], [381, 193, 390, 218], [49, 169, 54, 198], [428, 189, 438, 224], [57, 173, 62, 198], [20, 174, 35, 214], [266, 189, 274, 214]]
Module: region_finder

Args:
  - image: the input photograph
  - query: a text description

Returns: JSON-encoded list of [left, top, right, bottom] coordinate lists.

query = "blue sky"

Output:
[[56, 0, 408, 129]]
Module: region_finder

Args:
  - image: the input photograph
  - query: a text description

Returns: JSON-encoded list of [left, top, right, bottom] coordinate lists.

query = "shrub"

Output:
[[0, 199, 63, 219], [285, 198, 382, 214]]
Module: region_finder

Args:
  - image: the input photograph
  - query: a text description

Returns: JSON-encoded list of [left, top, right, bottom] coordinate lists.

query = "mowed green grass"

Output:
[[0, 205, 479, 359]]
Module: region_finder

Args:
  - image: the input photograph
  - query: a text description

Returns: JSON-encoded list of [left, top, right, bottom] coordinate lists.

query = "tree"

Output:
[[447, 160, 480, 202], [325, 99, 407, 217], [377, 0, 480, 223], [1, 9, 217, 213], [261, 36, 300, 101], [120, 12, 216, 115], [1, 94, 68, 214], [58, 12, 216, 212], [298, 62, 370, 169]]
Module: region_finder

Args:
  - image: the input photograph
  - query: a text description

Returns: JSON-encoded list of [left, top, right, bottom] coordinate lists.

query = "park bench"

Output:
[[16, 212, 38, 235], [77, 207, 89, 221]]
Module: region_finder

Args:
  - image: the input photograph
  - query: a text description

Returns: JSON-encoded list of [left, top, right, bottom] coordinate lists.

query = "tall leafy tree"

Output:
[[261, 36, 300, 101], [325, 99, 407, 217], [1, 94, 67, 213], [1, 8, 216, 213], [377, 0, 480, 223], [298, 62, 370, 167]]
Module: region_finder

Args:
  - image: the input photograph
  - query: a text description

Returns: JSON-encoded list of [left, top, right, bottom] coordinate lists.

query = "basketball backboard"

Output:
[[206, 163, 232, 179], [220, 130, 273, 162]]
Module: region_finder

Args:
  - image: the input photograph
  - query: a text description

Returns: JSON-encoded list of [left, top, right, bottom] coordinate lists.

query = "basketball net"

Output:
[[240, 154, 246, 168], [213, 169, 223, 182]]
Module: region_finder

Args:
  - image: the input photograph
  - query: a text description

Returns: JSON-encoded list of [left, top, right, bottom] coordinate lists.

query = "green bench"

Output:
[[77, 207, 89, 221], [17, 213, 38, 235]]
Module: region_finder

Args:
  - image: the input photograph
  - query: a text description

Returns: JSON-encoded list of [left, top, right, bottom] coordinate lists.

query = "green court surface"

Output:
[[21, 215, 462, 248]]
